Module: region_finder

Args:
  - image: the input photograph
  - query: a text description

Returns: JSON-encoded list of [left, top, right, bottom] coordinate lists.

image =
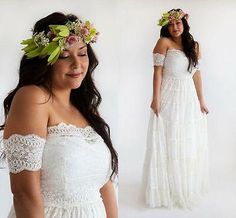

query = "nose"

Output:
[[173, 23, 178, 30], [71, 56, 81, 70]]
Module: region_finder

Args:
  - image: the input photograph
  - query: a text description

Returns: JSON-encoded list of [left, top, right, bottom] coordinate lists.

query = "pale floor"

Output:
[[119, 175, 236, 218]]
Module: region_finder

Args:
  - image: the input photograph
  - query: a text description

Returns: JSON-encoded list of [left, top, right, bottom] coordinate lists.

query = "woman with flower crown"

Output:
[[143, 9, 209, 209], [0, 12, 118, 218]]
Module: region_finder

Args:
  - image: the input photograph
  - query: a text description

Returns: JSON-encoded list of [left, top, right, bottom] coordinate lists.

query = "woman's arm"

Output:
[[100, 180, 118, 218], [193, 72, 209, 114], [151, 66, 163, 115], [193, 43, 209, 114], [151, 38, 168, 115], [4, 85, 49, 218]]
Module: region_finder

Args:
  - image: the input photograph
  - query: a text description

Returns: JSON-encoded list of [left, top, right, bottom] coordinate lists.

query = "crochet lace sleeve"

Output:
[[3, 134, 46, 174], [153, 53, 166, 66], [192, 59, 201, 74], [196, 59, 201, 71]]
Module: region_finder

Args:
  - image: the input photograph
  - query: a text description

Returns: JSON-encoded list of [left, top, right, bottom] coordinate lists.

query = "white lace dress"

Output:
[[3, 123, 111, 218], [143, 49, 208, 209]]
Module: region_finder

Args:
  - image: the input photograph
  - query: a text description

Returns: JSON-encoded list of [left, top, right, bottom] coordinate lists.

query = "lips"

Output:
[[66, 72, 82, 78]]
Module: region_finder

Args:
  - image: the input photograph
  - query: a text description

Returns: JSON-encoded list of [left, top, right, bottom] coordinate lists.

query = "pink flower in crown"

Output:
[[66, 35, 78, 45], [184, 13, 189, 20], [91, 35, 98, 43], [81, 26, 89, 36], [169, 15, 175, 21]]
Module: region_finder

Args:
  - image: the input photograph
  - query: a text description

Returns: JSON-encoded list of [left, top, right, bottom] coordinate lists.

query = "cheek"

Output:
[[51, 71, 63, 84], [51, 64, 67, 81], [52, 61, 67, 72], [168, 26, 172, 33], [82, 58, 89, 71], [178, 23, 184, 30]]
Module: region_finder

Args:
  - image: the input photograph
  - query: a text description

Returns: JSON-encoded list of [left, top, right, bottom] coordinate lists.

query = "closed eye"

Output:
[[59, 53, 87, 59], [79, 53, 87, 56], [59, 55, 69, 59]]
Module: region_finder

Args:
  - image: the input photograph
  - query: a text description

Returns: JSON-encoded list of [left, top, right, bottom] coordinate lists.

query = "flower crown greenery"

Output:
[[21, 19, 99, 65], [158, 9, 188, 27]]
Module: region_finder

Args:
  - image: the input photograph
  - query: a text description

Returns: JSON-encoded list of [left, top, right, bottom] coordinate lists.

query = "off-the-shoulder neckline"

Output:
[[3, 122, 93, 140], [153, 48, 184, 56], [167, 48, 184, 53], [47, 122, 92, 130]]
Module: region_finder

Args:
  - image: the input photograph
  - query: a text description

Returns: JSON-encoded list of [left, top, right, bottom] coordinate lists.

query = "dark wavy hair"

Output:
[[0, 12, 118, 179], [160, 8, 198, 72]]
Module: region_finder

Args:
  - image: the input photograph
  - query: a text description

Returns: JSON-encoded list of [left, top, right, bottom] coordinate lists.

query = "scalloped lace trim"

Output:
[[47, 122, 103, 144], [3, 134, 45, 173], [153, 53, 165, 66]]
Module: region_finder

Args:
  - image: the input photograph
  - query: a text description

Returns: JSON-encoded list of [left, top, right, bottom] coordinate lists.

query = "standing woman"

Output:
[[143, 9, 209, 209], [0, 12, 118, 218]]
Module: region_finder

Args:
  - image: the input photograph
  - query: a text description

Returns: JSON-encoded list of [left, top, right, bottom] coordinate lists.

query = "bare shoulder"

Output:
[[153, 37, 170, 54], [14, 85, 50, 103], [4, 85, 50, 138]]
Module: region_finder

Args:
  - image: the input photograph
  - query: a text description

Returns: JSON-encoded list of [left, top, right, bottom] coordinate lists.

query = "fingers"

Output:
[[154, 109, 159, 116], [156, 108, 160, 116], [201, 107, 209, 114], [204, 106, 209, 114], [151, 107, 159, 116]]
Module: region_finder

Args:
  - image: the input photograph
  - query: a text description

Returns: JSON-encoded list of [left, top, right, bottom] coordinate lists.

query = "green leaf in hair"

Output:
[[47, 46, 61, 64]]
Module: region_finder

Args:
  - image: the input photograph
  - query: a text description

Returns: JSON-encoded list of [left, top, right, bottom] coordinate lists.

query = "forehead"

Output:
[[169, 19, 182, 25], [63, 40, 87, 52]]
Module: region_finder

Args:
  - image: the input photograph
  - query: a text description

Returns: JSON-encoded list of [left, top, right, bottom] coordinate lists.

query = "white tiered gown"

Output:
[[143, 49, 208, 209], [4, 123, 111, 218]]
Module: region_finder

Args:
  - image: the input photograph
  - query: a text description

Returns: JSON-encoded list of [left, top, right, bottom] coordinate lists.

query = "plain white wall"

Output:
[[1, 0, 236, 218]]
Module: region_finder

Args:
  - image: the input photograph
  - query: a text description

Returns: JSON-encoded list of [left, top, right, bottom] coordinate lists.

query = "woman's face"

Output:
[[51, 40, 89, 90], [168, 19, 184, 38]]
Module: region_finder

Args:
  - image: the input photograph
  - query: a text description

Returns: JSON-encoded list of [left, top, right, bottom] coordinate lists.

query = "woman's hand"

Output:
[[151, 98, 160, 116], [200, 100, 209, 114]]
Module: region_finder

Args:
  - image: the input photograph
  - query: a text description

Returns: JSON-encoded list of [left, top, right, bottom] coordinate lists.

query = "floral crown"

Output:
[[158, 9, 189, 26], [21, 19, 99, 65]]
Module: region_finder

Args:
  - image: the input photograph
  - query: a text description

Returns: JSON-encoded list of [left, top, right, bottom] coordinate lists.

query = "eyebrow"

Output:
[[63, 45, 87, 52], [79, 45, 87, 50]]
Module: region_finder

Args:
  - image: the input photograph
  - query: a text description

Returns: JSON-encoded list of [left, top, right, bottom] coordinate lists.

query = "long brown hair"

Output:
[[160, 9, 198, 72]]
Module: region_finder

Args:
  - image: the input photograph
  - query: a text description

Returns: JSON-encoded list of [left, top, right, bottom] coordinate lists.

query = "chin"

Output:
[[70, 81, 83, 90], [172, 33, 181, 38], [72, 85, 82, 90]]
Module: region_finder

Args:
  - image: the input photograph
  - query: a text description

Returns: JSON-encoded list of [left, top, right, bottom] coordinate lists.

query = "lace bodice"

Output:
[[3, 123, 111, 207], [42, 123, 111, 206], [153, 49, 200, 79]]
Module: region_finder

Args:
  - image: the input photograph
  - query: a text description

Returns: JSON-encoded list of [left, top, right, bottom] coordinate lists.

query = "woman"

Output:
[[143, 9, 209, 209], [0, 12, 118, 218]]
